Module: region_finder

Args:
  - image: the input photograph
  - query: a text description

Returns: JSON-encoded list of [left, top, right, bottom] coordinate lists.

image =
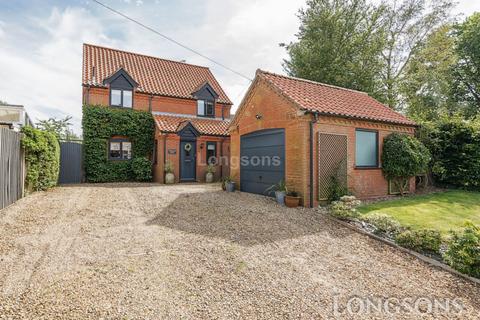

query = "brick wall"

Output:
[[83, 86, 231, 118], [312, 116, 416, 207], [152, 132, 230, 183], [230, 79, 311, 205], [231, 78, 417, 207]]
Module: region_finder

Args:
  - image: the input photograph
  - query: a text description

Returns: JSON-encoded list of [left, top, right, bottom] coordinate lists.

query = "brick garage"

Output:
[[230, 70, 416, 207]]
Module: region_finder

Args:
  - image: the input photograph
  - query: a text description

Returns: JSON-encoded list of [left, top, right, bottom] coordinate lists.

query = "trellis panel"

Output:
[[318, 133, 348, 200]]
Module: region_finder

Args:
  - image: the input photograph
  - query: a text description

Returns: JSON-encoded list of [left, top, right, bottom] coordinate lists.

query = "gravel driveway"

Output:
[[0, 183, 479, 319]]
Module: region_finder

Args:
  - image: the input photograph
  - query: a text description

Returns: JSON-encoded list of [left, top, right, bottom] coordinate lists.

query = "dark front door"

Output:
[[180, 141, 196, 181], [240, 129, 285, 196]]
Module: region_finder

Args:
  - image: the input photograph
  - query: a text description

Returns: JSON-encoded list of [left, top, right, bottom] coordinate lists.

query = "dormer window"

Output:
[[103, 68, 138, 109], [111, 89, 132, 108], [193, 82, 219, 118], [197, 100, 214, 117]]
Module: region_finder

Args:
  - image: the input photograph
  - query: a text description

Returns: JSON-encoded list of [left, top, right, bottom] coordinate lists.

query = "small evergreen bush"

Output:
[[443, 222, 480, 278], [361, 213, 403, 236], [329, 196, 361, 220], [395, 229, 443, 254]]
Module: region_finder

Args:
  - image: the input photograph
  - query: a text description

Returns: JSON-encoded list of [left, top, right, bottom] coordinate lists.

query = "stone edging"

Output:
[[323, 214, 480, 286]]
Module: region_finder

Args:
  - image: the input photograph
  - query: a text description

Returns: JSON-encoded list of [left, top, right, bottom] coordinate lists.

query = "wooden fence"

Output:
[[0, 128, 24, 210]]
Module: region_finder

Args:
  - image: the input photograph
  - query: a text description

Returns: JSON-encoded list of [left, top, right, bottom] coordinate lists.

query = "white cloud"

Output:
[[0, 7, 116, 132]]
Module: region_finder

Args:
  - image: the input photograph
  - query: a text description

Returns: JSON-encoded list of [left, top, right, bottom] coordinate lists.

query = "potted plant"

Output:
[[206, 164, 216, 183], [164, 161, 175, 184], [266, 180, 287, 205], [223, 176, 235, 192], [285, 190, 301, 208]]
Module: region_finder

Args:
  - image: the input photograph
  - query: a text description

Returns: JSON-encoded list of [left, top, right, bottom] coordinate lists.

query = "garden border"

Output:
[[323, 214, 480, 286]]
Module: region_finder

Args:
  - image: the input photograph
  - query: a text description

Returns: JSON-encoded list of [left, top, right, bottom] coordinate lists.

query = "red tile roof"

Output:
[[82, 44, 232, 105], [257, 70, 416, 126], [154, 114, 230, 136]]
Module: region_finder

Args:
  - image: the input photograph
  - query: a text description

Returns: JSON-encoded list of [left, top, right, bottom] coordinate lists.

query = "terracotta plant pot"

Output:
[[165, 172, 175, 184], [285, 195, 301, 208]]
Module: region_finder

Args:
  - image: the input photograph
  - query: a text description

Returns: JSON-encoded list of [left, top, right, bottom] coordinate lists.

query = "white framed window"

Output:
[[206, 141, 217, 164], [197, 99, 214, 117], [109, 138, 132, 160]]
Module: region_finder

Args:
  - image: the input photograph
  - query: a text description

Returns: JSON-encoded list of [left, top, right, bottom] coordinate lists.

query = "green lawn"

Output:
[[358, 190, 480, 234]]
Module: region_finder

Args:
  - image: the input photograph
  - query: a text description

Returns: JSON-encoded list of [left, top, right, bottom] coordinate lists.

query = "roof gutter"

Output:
[[308, 111, 319, 208], [302, 109, 417, 128]]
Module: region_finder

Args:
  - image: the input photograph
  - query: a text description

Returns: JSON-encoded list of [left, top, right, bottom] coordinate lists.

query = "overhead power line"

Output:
[[91, 0, 252, 82]]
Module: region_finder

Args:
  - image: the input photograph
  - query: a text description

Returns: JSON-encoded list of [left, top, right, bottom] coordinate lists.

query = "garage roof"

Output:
[[257, 70, 416, 126]]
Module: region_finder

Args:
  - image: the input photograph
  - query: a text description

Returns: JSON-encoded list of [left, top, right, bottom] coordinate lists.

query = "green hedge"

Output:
[[21, 126, 60, 191], [418, 119, 480, 189], [82, 105, 155, 182]]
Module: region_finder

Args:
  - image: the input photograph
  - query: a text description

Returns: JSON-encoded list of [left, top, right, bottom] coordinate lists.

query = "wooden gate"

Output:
[[0, 128, 24, 210], [58, 141, 83, 184]]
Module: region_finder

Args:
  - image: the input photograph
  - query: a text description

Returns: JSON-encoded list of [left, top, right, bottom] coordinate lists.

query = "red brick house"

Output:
[[229, 70, 417, 207], [82, 44, 232, 183]]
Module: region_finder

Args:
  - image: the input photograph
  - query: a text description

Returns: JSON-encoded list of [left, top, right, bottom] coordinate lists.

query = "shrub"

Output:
[[164, 161, 174, 174], [443, 222, 480, 278], [382, 133, 431, 195], [418, 119, 480, 190], [395, 229, 443, 254], [327, 174, 349, 202], [131, 157, 152, 181], [361, 213, 403, 236], [82, 105, 155, 182], [21, 126, 60, 191], [329, 196, 361, 220]]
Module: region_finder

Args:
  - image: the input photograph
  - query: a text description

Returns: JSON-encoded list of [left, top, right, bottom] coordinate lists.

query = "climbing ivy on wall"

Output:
[[82, 105, 155, 182]]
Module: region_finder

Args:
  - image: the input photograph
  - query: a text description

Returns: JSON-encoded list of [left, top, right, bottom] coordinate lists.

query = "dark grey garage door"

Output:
[[240, 129, 285, 196]]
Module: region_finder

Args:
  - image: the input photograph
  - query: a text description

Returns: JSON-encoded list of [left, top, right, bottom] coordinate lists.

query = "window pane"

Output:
[[109, 142, 121, 159], [123, 90, 132, 108], [111, 89, 122, 106], [197, 100, 205, 115], [206, 142, 216, 164], [355, 130, 377, 167], [122, 142, 132, 159], [206, 101, 214, 116]]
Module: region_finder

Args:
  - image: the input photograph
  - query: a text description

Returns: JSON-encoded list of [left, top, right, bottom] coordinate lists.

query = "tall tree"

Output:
[[381, 0, 454, 110], [452, 12, 480, 118], [282, 0, 387, 100], [401, 24, 459, 121], [36, 116, 80, 141]]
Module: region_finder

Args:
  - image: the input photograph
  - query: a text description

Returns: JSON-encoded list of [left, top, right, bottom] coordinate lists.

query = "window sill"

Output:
[[197, 114, 215, 118], [110, 105, 133, 109], [354, 166, 381, 170]]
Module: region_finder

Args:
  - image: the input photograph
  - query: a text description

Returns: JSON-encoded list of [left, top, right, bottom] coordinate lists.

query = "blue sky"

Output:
[[0, 0, 479, 133]]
